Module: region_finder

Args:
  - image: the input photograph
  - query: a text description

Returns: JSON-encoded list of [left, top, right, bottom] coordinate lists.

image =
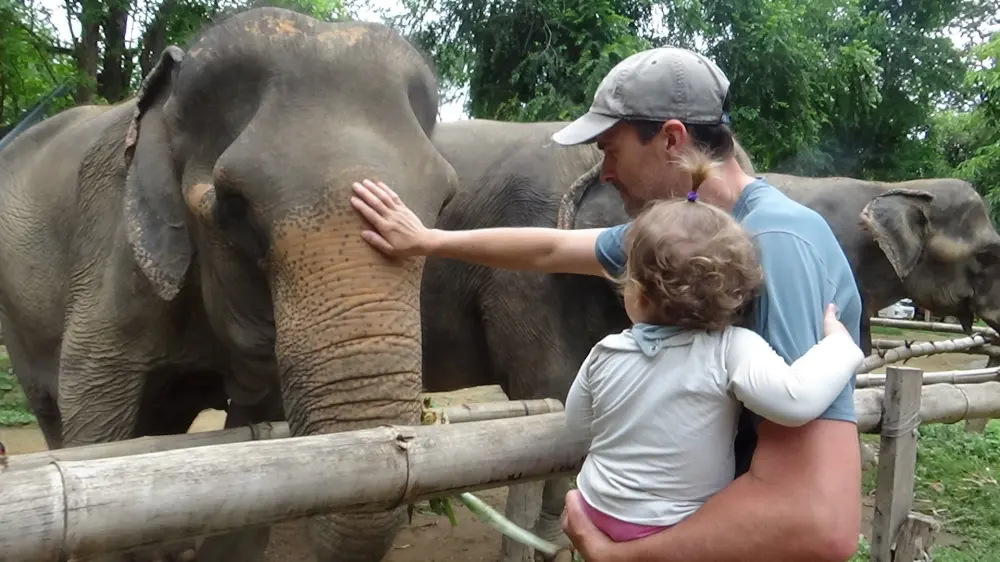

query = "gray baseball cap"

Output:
[[552, 47, 731, 146]]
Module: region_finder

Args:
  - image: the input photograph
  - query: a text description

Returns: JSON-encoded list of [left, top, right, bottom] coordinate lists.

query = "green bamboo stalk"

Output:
[[417, 396, 581, 560], [457, 491, 563, 557]]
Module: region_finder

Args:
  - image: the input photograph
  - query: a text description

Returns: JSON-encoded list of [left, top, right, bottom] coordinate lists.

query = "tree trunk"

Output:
[[73, 3, 101, 104], [97, 0, 131, 102]]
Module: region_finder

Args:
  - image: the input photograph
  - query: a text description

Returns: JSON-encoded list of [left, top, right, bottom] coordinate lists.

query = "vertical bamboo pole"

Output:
[[869, 365, 922, 562]]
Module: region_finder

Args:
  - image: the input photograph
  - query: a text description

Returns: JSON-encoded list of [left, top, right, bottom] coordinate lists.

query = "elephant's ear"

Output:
[[860, 187, 934, 281], [122, 46, 192, 302]]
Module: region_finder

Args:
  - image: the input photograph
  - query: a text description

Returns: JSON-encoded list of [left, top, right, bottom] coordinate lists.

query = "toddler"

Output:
[[564, 165, 865, 543]]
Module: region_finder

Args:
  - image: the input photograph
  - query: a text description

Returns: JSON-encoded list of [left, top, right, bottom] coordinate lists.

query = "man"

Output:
[[350, 46, 862, 562]]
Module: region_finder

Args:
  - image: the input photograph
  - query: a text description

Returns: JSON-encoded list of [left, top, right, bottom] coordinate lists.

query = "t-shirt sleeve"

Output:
[[724, 327, 864, 426], [750, 230, 858, 424], [594, 223, 631, 278], [564, 346, 598, 441]]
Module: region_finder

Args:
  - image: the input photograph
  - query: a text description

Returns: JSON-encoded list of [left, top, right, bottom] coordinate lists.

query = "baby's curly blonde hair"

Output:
[[619, 147, 764, 332]]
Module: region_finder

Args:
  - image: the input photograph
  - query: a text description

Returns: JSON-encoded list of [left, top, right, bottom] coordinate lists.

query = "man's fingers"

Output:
[[377, 180, 404, 206], [362, 179, 399, 209], [351, 182, 394, 217], [361, 230, 396, 255], [351, 197, 400, 237]]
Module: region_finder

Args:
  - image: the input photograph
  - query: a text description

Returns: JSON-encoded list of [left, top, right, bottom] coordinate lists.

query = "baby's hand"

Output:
[[823, 303, 849, 338]]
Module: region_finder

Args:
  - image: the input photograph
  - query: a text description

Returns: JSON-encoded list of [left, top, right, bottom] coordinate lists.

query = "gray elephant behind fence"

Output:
[[0, 7, 458, 562], [423, 118, 1000, 562]]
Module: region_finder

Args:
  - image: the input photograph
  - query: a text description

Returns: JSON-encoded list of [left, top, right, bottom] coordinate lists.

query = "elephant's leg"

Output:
[[857, 300, 878, 468], [531, 476, 574, 558], [477, 271, 596, 562], [14, 363, 62, 449], [2, 328, 62, 449], [121, 373, 235, 562], [30, 389, 62, 450], [860, 299, 873, 356], [57, 321, 150, 447], [57, 322, 187, 562], [195, 392, 284, 562], [501, 480, 546, 562]]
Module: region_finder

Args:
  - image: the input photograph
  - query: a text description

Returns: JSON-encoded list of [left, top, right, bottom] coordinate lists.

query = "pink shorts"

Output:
[[580, 498, 672, 542]]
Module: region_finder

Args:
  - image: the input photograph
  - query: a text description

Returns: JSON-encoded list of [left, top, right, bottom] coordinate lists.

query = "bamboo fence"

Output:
[[2, 376, 999, 561], [1, 315, 998, 562]]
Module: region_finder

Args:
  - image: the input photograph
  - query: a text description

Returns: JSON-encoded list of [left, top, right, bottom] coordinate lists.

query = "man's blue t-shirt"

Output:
[[594, 178, 862, 436]]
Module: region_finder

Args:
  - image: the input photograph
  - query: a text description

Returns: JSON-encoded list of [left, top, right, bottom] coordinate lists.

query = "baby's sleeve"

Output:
[[564, 346, 599, 441], [724, 327, 864, 427]]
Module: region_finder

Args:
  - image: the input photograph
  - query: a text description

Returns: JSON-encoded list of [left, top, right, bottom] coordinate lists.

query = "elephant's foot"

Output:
[[531, 476, 574, 562], [531, 510, 571, 562], [498, 481, 545, 562]]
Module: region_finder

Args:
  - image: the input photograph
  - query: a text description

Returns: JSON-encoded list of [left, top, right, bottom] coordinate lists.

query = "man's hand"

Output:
[[351, 179, 435, 258], [561, 489, 616, 562]]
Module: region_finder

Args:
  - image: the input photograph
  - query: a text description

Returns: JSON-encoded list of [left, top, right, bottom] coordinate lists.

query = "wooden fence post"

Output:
[[870, 365, 924, 562]]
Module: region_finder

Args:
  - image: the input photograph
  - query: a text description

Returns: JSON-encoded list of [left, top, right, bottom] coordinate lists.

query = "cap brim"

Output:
[[551, 112, 621, 145]]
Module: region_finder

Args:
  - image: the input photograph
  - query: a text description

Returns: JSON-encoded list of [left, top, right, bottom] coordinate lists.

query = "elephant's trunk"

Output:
[[269, 217, 424, 562]]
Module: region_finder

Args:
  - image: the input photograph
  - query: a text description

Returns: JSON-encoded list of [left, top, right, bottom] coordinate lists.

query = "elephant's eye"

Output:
[[215, 192, 268, 260], [976, 247, 1000, 269], [217, 193, 249, 228]]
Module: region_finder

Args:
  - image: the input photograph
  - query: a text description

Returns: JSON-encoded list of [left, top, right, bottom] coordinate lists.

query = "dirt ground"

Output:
[[0, 349, 981, 561]]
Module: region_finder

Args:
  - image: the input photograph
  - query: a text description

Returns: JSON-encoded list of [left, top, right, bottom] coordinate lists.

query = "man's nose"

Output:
[[600, 164, 615, 184]]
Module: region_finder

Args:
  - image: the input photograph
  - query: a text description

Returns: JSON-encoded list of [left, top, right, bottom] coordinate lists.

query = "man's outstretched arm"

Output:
[[351, 179, 612, 276]]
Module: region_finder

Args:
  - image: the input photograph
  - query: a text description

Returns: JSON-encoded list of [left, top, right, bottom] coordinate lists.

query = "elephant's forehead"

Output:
[[187, 15, 370, 61], [317, 26, 368, 47]]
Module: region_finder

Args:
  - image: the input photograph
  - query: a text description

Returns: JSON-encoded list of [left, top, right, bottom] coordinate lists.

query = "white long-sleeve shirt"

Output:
[[565, 323, 864, 527]]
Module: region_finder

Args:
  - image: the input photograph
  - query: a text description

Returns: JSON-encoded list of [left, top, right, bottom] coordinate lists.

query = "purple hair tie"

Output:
[[687, 191, 698, 202]]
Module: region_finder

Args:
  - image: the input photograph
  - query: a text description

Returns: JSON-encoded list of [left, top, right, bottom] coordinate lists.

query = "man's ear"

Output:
[[661, 120, 687, 151]]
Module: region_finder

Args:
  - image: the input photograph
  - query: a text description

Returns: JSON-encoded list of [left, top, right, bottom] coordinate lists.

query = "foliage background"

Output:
[[2, 0, 999, 207]]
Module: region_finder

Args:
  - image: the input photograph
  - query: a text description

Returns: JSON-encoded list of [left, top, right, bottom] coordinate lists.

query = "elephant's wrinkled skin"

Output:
[[0, 8, 456, 562], [423, 119, 1000, 562]]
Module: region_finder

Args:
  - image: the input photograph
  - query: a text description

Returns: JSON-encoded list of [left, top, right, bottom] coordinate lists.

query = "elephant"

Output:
[[0, 7, 457, 562], [422, 118, 1000, 562]]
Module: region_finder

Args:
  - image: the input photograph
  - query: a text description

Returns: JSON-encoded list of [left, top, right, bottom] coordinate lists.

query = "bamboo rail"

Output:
[[871, 338, 1000, 357], [857, 367, 1000, 388], [859, 334, 993, 373], [869, 317, 997, 337], [854, 381, 1000, 433], [3, 398, 564, 472]]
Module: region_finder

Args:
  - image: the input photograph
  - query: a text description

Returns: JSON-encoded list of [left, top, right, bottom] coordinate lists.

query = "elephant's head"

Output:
[[120, 7, 457, 561], [860, 181, 1000, 334]]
